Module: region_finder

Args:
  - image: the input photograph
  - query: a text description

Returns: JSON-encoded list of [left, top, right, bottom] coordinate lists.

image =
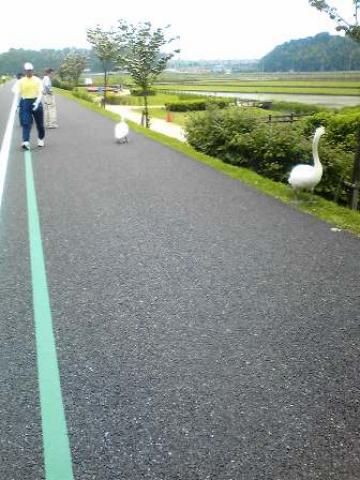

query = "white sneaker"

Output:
[[21, 141, 30, 150], [37, 138, 45, 147]]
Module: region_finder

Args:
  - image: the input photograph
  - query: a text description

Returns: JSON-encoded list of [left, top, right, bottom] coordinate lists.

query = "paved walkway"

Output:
[[1, 85, 359, 480], [106, 104, 186, 142]]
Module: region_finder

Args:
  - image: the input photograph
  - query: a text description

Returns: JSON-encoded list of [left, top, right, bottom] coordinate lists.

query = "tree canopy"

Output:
[[115, 19, 180, 127], [0, 48, 103, 75], [57, 52, 88, 86], [86, 26, 121, 105], [309, 1, 360, 42]]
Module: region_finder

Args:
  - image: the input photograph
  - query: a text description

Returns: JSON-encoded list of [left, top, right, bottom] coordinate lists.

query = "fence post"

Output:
[[350, 127, 360, 210]]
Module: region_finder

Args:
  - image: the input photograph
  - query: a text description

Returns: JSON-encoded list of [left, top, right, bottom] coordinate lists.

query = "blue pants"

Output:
[[18, 98, 24, 127], [21, 98, 45, 142]]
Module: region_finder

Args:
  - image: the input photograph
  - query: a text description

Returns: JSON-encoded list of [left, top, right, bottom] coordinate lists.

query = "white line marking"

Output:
[[0, 94, 18, 211]]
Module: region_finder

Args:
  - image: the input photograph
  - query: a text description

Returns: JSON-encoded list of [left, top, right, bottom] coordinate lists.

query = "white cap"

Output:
[[24, 62, 34, 70]]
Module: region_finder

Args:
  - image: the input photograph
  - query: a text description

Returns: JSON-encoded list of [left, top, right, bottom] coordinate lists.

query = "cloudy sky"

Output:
[[0, 0, 355, 60]]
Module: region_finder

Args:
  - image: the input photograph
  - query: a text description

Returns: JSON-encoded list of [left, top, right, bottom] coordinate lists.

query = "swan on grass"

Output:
[[114, 120, 129, 143], [288, 126, 325, 194]]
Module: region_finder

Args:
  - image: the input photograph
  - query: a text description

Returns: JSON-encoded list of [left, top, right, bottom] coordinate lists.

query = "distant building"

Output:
[[231, 60, 260, 72], [167, 59, 260, 74]]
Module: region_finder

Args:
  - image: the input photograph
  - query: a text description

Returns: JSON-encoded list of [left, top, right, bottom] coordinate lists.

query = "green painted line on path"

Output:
[[25, 150, 74, 480]]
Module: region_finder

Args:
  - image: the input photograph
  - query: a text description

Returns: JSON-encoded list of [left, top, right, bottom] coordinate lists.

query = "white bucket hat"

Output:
[[24, 62, 34, 70]]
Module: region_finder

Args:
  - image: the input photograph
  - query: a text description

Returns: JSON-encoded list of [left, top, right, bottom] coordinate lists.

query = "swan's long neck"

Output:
[[312, 130, 323, 171]]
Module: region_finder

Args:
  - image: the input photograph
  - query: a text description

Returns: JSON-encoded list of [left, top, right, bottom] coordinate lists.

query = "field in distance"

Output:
[[94, 71, 360, 96]]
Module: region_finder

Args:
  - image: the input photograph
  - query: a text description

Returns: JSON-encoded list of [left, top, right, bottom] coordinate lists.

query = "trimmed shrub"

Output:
[[312, 144, 352, 204], [185, 107, 258, 158], [166, 100, 208, 112], [303, 111, 360, 151], [104, 93, 127, 105], [52, 78, 74, 90], [72, 88, 95, 103], [166, 97, 233, 112]]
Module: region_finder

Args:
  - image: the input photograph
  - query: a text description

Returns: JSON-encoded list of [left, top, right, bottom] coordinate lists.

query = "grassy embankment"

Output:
[[58, 86, 360, 236]]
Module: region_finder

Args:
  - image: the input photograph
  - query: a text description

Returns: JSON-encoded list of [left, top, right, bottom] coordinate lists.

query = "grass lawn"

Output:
[[147, 107, 190, 127]]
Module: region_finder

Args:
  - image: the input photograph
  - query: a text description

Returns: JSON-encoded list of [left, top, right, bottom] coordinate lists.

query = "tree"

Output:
[[58, 52, 88, 87], [309, 1, 360, 41], [309, 1, 360, 209], [115, 20, 179, 128], [87, 26, 119, 107]]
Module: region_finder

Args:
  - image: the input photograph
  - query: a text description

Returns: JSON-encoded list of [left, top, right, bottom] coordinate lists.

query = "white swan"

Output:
[[288, 126, 325, 193], [114, 120, 129, 143]]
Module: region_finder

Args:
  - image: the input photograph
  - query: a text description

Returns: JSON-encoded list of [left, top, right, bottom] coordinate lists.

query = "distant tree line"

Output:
[[0, 48, 104, 75]]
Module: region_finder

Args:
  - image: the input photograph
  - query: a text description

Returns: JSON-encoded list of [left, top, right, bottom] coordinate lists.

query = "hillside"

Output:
[[261, 32, 360, 72]]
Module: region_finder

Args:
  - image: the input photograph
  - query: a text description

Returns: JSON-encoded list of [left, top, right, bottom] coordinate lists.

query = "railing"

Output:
[[265, 113, 309, 123]]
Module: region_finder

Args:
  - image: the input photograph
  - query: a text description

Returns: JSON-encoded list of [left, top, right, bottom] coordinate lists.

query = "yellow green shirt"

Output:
[[18, 76, 42, 98]]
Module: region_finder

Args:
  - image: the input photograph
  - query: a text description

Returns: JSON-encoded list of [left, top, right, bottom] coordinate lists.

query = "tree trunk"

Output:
[[103, 69, 108, 109], [350, 127, 360, 210], [143, 92, 150, 128]]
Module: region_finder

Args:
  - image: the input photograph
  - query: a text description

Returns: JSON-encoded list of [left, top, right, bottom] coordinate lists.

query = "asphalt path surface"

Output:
[[0, 82, 359, 480]]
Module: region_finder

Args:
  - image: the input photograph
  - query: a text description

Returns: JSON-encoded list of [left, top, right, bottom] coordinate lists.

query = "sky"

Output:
[[0, 0, 356, 60]]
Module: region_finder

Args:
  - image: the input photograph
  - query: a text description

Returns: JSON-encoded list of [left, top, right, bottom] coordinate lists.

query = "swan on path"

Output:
[[114, 120, 129, 143], [288, 126, 326, 194]]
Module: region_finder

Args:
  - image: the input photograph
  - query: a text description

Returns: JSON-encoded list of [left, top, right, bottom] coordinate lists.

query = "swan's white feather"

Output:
[[288, 127, 325, 191], [114, 121, 129, 141], [289, 164, 323, 189]]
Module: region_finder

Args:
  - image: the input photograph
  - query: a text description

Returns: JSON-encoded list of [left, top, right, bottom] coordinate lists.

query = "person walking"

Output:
[[17, 62, 45, 150], [42, 68, 58, 128]]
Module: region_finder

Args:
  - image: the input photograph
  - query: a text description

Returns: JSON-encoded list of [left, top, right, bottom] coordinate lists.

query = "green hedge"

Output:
[[72, 88, 96, 103], [185, 107, 355, 205], [303, 111, 360, 151], [52, 78, 74, 90], [165, 98, 234, 112], [104, 93, 127, 105]]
